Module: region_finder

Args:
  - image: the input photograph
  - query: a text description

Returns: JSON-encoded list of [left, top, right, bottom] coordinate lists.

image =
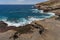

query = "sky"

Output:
[[0, 0, 48, 4]]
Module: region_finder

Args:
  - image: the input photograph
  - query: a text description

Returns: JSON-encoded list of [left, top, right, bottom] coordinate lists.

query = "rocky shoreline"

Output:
[[0, 12, 59, 40], [0, 16, 60, 40], [35, 0, 60, 15], [0, 0, 60, 40]]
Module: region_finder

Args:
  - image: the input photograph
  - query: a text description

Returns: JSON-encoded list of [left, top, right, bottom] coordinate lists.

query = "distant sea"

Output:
[[0, 5, 55, 27]]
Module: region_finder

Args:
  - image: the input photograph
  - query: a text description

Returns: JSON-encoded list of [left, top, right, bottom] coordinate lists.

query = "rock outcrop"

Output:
[[35, 0, 60, 14], [0, 18, 60, 40], [0, 21, 16, 32], [0, 21, 44, 34]]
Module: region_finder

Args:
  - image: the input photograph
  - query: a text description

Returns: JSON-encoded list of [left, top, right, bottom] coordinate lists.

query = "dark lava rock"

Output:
[[8, 26, 17, 30], [13, 24, 34, 34], [0, 21, 8, 32], [0, 21, 8, 28]]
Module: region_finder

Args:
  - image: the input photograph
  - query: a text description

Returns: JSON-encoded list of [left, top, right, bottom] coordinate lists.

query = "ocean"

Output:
[[0, 5, 55, 27]]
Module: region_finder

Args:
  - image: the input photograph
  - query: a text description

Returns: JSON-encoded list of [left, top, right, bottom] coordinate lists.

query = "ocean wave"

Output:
[[0, 12, 55, 27], [32, 9, 44, 13], [0, 8, 55, 27], [0, 17, 45, 27]]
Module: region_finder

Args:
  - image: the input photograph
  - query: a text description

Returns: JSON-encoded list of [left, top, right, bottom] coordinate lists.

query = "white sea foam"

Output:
[[32, 9, 44, 13], [39, 10, 44, 13], [32, 9, 39, 13], [0, 14, 54, 27], [47, 12, 55, 16], [0, 9, 55, 27], [0, 17, 45, 27], [44, 12, 55, 19]]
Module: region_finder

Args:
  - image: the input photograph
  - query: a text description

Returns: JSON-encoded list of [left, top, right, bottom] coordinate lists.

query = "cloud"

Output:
[[0, 0, 48, 4], [17, 0, 25, 2]]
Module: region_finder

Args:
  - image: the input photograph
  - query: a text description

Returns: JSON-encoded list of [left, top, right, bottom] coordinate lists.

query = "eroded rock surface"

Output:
[[35, 0, 60, 13], [0, 18, 60, 40]]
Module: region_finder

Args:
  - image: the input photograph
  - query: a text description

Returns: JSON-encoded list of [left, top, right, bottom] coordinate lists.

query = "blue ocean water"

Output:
[[0, 5, 55, 27]]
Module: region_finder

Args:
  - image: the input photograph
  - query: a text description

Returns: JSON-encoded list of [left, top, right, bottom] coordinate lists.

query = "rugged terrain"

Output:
[[35, 0, 60, 15], [0, 17, 60, 40], [0, 0, 60, 40]]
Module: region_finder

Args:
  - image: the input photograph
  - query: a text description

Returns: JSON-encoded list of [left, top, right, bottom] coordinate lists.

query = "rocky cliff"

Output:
[[35, 0, 60, 15]]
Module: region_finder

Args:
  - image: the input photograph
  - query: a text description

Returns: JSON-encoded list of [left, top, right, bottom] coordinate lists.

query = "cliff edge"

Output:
[[35, 0, 60, 15]]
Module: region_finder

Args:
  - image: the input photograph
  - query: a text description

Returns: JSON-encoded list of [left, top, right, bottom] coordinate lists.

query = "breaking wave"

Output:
[[0, 9, 55, 27]]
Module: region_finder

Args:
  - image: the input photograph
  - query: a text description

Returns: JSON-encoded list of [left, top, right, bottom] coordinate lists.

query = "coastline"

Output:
[[0, 12, 55, 27], [0, 6, 56, 33], [0, 15, 60, 40], [0, 1, 60, 40]]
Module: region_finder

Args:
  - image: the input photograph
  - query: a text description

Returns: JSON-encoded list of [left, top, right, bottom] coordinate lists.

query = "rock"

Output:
[[8, 26, 16, 30], [35, 0, 60, 12], [14, 24, 34, 34], [0, 18, 60, 40], [0, 21, 8, 32], [0, 21, 8, 27], [0, 21, 16, 32]]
